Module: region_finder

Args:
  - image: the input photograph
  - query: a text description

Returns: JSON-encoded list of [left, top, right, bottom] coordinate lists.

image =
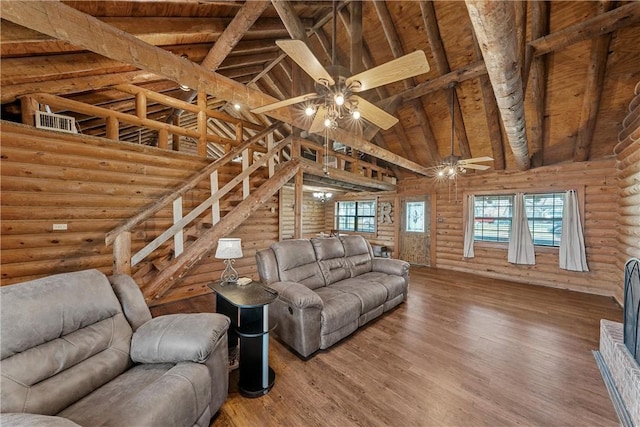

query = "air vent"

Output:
[[35, 111, 77, 134]]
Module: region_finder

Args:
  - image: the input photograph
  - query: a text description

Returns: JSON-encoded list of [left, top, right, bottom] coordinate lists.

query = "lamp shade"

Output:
[[215, 238, 243, 259]]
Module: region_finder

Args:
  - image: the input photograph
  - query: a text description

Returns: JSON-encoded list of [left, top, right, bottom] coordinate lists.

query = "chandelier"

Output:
[[312, 192, 333, 202]]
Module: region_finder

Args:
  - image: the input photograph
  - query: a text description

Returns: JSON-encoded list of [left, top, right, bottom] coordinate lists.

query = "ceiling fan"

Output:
[[251, 3, 430, 133], [435, 84, 493, 179]]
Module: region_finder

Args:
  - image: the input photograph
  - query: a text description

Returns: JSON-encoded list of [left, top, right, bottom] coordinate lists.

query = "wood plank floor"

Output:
[[151, 267, 623, 426]]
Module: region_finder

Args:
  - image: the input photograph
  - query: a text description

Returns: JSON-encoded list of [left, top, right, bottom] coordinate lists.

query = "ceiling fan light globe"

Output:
[[334, 93, 345, 106], [352, 110, 361, 120], [305, 106, 315, 116], [324, 118, 332, 128]]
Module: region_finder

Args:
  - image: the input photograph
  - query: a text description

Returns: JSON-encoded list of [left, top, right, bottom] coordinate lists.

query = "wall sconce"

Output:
[[215, 238, 243, 283], [313, 192, 332, 202]]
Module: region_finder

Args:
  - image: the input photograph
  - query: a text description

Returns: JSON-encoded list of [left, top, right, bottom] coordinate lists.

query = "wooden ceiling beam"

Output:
[[1, 17, 307, 57], [350, 1, 363, 75], [465, 0, 530, 171], [174, 0, 270, 113], [378, 60, 487, 106], [1, 70, 162, 104], [529, 2, 640, 57], [419, 0, 471, 160], [527, 1, 550, 168], [574, 1, 616, 163], [373, 0, 440, 166], [2, 1, 431, 176]]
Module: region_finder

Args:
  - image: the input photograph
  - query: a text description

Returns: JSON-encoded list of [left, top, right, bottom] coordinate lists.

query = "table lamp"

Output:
[[215, 238, 243, 283]]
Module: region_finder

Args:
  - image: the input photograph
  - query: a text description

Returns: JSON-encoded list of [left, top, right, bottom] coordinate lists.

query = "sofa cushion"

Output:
[[341, 236, 373, 276], [311, 238, 350, 285], [315, 287, 361, 334], [272, 240, 325, 289], [329, 277, 388, 313], [357, 271, 407, 301], [0, 270, 132, 415], [58, 362, 211, 427]]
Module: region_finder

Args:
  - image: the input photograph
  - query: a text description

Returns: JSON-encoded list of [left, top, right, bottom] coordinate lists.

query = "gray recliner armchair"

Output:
[[0, 269, 230, 427]]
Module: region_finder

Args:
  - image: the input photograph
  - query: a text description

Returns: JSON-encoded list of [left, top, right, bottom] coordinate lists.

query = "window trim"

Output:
[[335, 200, 377, 233], [463, 186, 585, 251]]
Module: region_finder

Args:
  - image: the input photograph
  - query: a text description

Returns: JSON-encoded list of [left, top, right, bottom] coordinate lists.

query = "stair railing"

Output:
[[105, 122, 286, 275]]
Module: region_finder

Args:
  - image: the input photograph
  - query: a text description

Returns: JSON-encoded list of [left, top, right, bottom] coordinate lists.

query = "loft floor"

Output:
[[151, 267, 622, 426]]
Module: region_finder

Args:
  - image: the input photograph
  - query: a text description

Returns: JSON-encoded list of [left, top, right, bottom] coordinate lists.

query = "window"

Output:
[[474, 195, 513, 243], [473, 192, 564, 247], [336, 200, 376, 232], [525, 193, 564, 247], [406, 201, 425, 232]]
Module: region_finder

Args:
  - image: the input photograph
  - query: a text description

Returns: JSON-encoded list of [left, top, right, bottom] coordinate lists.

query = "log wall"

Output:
[[615, 82, 640, 303], [279, 186, 328, 239], [326, 192, 398, 254], [0, 121, 276, 301], [399, 159, 620, 299]]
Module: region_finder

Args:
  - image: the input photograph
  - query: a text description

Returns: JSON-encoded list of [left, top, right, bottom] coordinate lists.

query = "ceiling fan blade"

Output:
[[346, 50, 430, 93], [460, 163, 491, 170], [309, 105, 327, 134], [251, 92, 319, 114], [458, 156, 494, 164], [351, 96, 398, 130], [276, 40, 335, 86]]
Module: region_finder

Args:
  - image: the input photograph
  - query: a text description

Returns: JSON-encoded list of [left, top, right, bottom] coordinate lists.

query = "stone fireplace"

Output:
[[594, 258, 640, 427]]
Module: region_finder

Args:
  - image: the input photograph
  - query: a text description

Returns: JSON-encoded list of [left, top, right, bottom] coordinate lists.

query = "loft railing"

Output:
[[104, 123, 286, 277], [19, 85, 262, 156], [299, 139, 395, 183]]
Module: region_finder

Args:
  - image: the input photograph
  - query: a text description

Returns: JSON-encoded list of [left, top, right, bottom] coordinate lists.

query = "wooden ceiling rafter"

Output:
[[528, 2, 640, 58], [372, 0, 440, 166], [465, 0, 530, 171], [419, 0, 472, 160], [526, 0, 549, 168], [334, 7, 413, 164], [173, 0, 270, 120], [573, 1, 616, 163]]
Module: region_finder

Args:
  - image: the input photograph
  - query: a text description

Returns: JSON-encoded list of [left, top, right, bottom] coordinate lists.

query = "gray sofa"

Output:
[[0, 269, 230, 427], [256, 235, 409, 357]]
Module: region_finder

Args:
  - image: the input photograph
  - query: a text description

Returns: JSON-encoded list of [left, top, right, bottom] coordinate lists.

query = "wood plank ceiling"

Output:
[[1, 1, 639, 177]]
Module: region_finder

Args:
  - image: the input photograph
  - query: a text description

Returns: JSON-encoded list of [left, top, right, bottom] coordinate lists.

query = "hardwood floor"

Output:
[[151, 267, 623, 426]]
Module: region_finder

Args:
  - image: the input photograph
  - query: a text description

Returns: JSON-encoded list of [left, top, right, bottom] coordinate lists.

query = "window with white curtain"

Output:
[[473, 192, 565, 247]]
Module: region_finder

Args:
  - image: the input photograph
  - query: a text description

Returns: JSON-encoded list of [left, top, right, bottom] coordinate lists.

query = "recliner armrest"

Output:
[[372, 258, 410, 277], [131, 313, 230, 364], [268, 281, 323, 310]]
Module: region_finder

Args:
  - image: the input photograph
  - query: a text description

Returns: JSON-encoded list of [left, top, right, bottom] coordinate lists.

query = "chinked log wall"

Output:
[[615, 82, 640, 303], [0, 121, 277, 300], [399, 158, 620, 301]]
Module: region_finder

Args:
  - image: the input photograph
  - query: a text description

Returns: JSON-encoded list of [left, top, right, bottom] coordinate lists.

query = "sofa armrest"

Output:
[[0, 413, 82, 426], [268, 281, 323, 310], [372, 258, 410, 277], [131, 313, 230, 364]]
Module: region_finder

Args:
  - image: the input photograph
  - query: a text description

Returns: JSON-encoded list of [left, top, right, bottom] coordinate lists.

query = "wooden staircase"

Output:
[[105, 123, 300, 304]]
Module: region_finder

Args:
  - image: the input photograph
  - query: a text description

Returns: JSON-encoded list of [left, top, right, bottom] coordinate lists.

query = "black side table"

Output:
[[208, 280, 278, 397]]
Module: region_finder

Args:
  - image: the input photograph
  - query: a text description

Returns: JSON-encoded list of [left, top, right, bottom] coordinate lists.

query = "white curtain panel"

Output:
[[559, 190, 589, 272], [508, 193, 536, 265], [463, 194, 475, 258]]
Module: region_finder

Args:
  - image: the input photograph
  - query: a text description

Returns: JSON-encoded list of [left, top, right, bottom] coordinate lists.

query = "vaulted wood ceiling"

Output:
[[2, 1, 639, 178]]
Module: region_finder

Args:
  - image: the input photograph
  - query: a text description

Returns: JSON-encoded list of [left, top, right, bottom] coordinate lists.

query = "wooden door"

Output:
[[399, 197, 431, 266]]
